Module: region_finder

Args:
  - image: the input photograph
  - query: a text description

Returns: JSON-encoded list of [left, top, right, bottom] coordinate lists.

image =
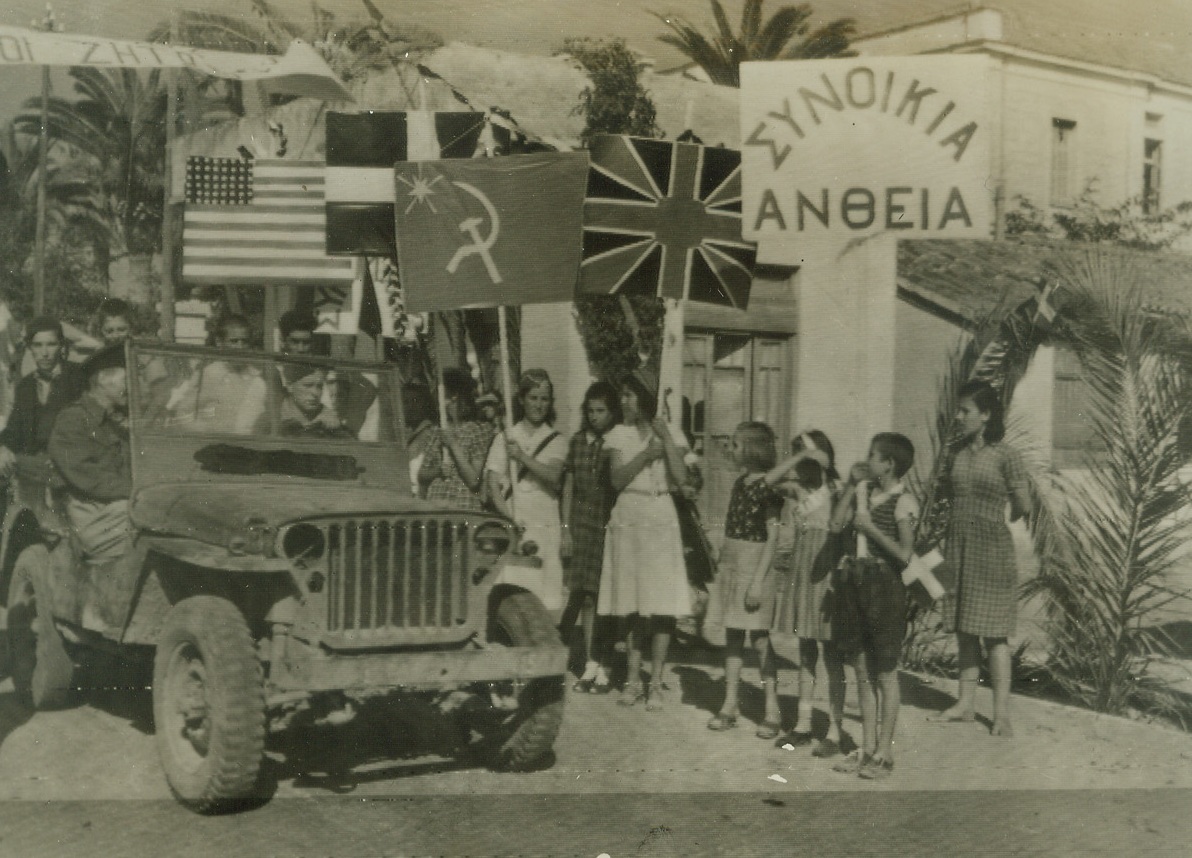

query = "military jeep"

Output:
[[0, 341, 566, 812]]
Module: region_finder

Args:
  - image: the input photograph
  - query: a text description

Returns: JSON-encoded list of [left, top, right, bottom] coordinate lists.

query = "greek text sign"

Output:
[[741, 56, 993, 261], [0, 25, 351, 101]]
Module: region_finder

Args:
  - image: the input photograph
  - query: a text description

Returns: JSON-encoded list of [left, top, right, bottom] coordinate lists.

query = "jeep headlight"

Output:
[[229, 516, 276, 556]]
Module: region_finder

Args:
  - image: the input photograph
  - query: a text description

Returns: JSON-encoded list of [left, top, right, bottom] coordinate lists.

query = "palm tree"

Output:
[[655, 0, 855, 87], [1021, 249, 1192, 716], [14, 67, 166, 258]]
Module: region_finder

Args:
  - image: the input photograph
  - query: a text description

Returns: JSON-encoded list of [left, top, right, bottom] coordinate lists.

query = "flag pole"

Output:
[[33, 5, 56, 316], [497, 304, 517, 519], [159, 8, 179, 342]]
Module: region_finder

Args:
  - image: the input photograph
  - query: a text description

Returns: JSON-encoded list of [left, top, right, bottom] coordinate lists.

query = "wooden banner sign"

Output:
[[740, 55, 994, 261], [0, 26, 351, 100]]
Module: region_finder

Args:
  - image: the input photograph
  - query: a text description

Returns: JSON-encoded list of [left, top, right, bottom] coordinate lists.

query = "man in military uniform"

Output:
[[48, 346, 132, 619]]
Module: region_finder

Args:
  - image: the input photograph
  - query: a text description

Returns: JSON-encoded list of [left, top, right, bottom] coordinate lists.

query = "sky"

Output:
[[0, 0, 1183, 121]]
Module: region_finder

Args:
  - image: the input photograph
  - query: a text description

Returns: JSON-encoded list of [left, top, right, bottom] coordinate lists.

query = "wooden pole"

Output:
[[159, 12, 179, 341], [497, 304, 517, 519], [33, 66, 49, 315]]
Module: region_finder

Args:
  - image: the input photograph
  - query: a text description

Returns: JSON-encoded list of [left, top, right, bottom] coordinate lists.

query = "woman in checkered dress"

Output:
[[419, 368, 493, 512], [931, 381, 1031, 737], [560, 382, 620, 693]]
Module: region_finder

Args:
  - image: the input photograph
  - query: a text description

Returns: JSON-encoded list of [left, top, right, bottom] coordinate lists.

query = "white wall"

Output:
[[520, 303, 594, 439]]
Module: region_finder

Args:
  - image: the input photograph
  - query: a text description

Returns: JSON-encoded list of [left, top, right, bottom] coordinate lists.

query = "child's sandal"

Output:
[[618, 682, 645, 707], [706, 713, 738, 731], [755, 721, 781, 740], [858, 756, 894, 780]]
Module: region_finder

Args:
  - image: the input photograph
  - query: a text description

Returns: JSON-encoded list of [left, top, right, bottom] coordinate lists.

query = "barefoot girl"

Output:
[[928, 381, 1031, 737]]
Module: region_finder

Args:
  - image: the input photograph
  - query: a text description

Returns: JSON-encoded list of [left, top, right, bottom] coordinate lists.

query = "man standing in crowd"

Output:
[[0, 317, 83, 478], [48, 346, 131, 629]]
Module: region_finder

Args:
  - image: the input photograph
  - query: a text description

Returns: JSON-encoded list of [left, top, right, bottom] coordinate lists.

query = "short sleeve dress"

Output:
[[486, 420, 569, 610], [596, 424, 690, 618], [707, 474, 783, 632], [943, 442, 1027, 637]]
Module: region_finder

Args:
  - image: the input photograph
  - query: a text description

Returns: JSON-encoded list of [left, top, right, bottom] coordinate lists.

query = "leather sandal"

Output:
[[755, 721, 781, 740], [706, 713, 739, 731]]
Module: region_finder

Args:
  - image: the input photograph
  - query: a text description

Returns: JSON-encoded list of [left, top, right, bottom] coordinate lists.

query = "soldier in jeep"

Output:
[[47, 346, 133, 578]]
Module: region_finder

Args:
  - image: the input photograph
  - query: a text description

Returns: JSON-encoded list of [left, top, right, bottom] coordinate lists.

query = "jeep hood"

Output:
[[131, 482, 458, 545]]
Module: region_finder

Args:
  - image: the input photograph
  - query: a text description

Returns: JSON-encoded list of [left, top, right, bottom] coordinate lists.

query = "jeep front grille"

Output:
[[322, 517, 471, 641]]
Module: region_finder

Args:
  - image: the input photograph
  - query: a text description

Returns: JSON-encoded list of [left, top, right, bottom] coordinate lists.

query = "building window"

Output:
[[1143, 137, 1163, 214], [1052, 347, 1105, 467], [1050, 118, 1077, 207]]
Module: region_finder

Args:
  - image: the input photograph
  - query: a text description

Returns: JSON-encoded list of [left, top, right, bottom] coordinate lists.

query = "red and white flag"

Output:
[[182, 158, 355, 288]]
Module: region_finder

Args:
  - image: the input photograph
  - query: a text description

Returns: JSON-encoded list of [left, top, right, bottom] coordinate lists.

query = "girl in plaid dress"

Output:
[[561, 382, 620, 694], [929, 381, 1031, 737]]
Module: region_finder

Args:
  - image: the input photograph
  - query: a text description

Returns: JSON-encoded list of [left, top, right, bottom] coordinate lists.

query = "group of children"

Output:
[[559, 378, 921, 781]]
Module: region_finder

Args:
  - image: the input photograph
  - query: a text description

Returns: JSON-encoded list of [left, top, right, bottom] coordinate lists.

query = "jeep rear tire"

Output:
[[485, 591, 565, 771], [7, 545, 74, 709], [153, 596, 265, 813]]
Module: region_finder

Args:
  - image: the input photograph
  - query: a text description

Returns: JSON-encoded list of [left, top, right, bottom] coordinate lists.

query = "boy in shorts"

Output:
[[828, 433, 918, 780]]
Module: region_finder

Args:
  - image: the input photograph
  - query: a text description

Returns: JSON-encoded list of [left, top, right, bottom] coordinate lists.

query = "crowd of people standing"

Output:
[[416, 366, 1032, 783], [0, 301, 1031, 782]]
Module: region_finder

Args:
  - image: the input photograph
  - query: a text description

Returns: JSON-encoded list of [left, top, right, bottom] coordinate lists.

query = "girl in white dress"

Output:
[[485, 369, 568, 611], [598, 377, 690, 711]]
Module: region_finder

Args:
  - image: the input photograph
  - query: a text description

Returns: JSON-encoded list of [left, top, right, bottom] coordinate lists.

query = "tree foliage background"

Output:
[[562, 37, 667, 387]]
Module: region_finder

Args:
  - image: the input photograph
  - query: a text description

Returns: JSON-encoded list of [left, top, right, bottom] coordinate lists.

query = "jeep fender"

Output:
[[121, 539, 300, 646]]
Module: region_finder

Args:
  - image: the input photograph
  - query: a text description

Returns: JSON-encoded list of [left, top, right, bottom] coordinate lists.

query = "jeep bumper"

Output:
[[270, 639, 568, 693]]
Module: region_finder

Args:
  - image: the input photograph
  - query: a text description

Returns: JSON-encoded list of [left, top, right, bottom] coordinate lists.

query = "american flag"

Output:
[[182, 158, 356, 287]]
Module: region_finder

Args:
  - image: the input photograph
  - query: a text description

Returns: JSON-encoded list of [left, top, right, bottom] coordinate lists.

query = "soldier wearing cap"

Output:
[[0, 316, 83, 478], [48, 345, 132, 568]]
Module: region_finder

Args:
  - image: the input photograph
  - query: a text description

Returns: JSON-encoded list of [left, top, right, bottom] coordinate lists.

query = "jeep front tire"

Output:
[[484, 591, 565, 771], [153, 595, 265, 813]]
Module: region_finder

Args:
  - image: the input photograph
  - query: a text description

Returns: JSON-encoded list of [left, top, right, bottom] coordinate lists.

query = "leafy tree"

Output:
[[1005, 187, 1192, 251], [562, 37, 660, 146], [560, 37, 665, 386], [655, 0, 855, 87]]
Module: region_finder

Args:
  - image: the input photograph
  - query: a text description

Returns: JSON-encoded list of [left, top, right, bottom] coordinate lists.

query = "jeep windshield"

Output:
[[128, 342, 410, 488], [131, 346, 399, 443]]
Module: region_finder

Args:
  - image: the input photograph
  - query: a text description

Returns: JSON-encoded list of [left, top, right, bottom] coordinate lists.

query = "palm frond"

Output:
[[739, 0, 764, 46], [755, 6, 812, 59]]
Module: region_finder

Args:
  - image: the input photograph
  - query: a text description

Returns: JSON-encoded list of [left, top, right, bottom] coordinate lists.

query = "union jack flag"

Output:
[[578, 135, 756, 307]]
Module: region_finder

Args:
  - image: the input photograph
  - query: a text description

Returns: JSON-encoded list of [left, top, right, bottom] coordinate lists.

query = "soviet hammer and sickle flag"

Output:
[[578, 135, 757, 307], [393, 152, 589, 313]]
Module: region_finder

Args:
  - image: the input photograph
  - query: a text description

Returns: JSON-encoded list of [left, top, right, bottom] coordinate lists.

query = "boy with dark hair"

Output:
[[278, 309, 316, 354], [0, 316, 83, 476], [828, 432, 918, 780]]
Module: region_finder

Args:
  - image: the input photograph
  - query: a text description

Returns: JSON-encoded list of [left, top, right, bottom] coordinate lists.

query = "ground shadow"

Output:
[[0, 689, 33, 754], [260, 700, 486, 795], [78, 651, 155, 735]]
